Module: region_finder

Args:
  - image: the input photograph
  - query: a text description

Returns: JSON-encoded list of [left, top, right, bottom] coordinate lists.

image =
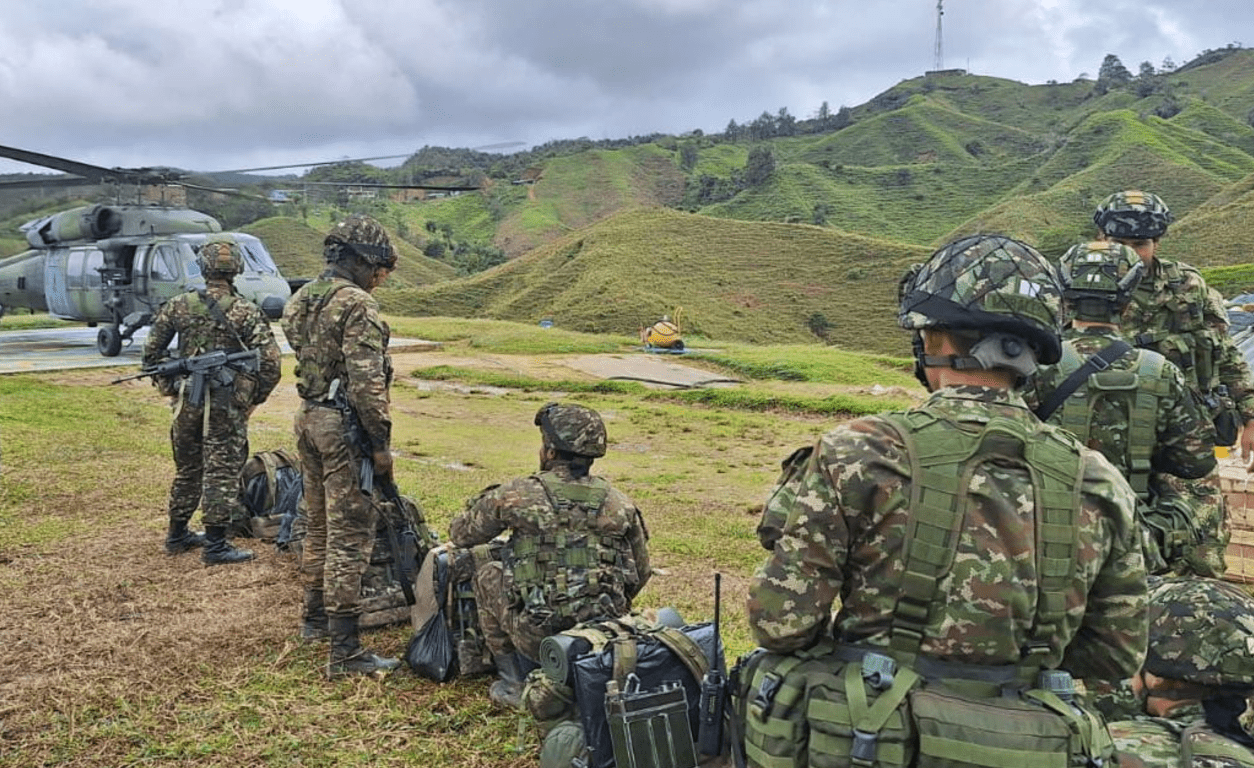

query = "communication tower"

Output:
[[933, 0, 945, 71]]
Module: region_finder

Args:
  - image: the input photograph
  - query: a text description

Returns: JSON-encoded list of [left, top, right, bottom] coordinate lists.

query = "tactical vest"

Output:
[[877, 408, 1083, 666], [506, 472, 633, 625], [1129, 261, 1217, 394], [1050, 342, 1170, 501], [288, 279, 353, 400], [183, 289, 241, 356], [735, 409, 1113, 768]]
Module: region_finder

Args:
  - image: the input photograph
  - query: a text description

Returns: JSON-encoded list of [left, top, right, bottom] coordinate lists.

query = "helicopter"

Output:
[[0, 144, 479, 356]]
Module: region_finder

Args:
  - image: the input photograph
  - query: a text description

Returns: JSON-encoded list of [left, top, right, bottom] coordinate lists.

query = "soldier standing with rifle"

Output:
[[282, 214, 401, 678], [142, 237, 281, 565]]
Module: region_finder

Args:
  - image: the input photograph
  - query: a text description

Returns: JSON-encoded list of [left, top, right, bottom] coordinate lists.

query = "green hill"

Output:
[[380, 206, 930, 356]]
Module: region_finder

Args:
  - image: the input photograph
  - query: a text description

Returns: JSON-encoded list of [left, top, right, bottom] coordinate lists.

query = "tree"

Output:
[[1136, 61, 1160, 97], [1161, 56, 1177, 72], [744, 146, 775, 187], [1096, 53, 1133, 94], [776, 107, 797, 137], [724, 118, 742, 140]]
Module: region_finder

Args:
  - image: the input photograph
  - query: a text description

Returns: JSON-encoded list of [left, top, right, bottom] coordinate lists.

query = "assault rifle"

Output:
[[697, 572, 726, 757], [329, 380, 416, 605], [113, 348, 259, 408]]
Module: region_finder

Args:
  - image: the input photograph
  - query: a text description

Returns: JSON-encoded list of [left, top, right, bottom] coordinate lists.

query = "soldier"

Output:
[[449, 402, 651, 709], [143, 237, 282, 565], [1106, 577, 1254, 767], [282, 214, 401, 677], [1094, 190, 1254, 576], [1024, 240, 1216, 573], [746, 234, 1147, 767]]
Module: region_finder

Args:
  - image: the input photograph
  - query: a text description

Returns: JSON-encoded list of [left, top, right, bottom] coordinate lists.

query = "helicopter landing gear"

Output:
[[97, 325, 123, 357]]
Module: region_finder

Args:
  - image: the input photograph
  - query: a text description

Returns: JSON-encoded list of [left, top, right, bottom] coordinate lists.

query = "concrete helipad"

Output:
[[0, 326, 439, 375]]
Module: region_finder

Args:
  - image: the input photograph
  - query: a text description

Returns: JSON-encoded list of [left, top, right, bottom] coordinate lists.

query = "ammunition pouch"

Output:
[[1142, 493, 1202, 569], [732, 643, 1114, 768]]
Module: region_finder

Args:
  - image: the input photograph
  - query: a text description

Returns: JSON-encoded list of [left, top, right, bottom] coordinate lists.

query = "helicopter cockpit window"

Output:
[[237, 236, 280, 275], [150, 245, 181, 281]]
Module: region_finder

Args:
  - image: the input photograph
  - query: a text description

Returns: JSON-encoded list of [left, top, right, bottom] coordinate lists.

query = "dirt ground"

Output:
[[0, 350, 792, 766]]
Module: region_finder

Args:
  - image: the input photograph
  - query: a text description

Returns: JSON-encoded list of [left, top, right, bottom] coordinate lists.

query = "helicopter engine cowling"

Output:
[[24, 205, 124, 248]]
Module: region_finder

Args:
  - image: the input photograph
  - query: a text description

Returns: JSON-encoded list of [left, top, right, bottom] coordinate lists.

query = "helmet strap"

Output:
[[914, 332, 1036, 387]]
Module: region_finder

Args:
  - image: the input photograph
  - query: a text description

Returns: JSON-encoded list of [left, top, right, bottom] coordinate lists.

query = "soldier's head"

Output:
[[1058, 240, 1145, 324], [197, 238, 243, 281], [1094, 190, 1172, 264], [534, 402, 607, 476], [898, 234, 1063, 391], [1137, 577, 1254, 729], [324, 214, 395, 290]]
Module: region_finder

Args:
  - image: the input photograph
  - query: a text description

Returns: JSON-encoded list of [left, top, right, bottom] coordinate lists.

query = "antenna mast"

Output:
[[933, 0, 945, 71]]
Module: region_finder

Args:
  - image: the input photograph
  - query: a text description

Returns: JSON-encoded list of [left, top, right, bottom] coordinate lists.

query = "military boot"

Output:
[[201, 525, 256, 566], [165, 519, 206, 555], [301, 588, 329, 641], [489, 652, 525, 710], [327, 614, 401, 678]]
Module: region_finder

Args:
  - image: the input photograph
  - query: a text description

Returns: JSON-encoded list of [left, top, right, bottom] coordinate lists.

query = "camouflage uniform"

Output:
[[450, 402, 650, 709], [1100, 191, 1254, 577], [1105, 577, 1254, 767], [143, 240, 281, 554], [1023, 239, 1216, 575], [283, 272, 392, 614], [749, 385, 1147, 678], [450, 463, 651, 661], [752, 233, 1147, 685], [282, 214, 402, 677]]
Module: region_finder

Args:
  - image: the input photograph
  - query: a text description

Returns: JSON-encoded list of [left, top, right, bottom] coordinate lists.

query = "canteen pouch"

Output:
[[734, 642, 840, 768], [605, 676, 697, 768], [910, 684, 1113, 768], [805, 656, 917, 768]]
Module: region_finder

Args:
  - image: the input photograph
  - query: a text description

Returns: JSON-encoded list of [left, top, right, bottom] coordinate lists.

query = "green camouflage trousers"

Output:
[[1158, 471, 1230, 579], [167, 386, 249, 529], [295, 402, 378, 616]]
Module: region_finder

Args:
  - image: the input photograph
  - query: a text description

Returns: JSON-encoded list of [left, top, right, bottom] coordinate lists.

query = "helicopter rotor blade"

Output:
[[295, 180, 481, 192], [0, 175, 96, 190], [178, 180, 271, 202], [0, 144, 124, 182], [213, 154, 415, 175]]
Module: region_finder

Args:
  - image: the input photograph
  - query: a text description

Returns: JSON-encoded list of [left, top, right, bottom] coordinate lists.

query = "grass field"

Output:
[[0, 318, 919, 767]]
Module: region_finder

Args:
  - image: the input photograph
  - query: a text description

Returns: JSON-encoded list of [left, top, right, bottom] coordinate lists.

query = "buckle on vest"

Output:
[[751, 672, 782, 718], [850, 729, 878, 766], [861, 652, 896, 691]]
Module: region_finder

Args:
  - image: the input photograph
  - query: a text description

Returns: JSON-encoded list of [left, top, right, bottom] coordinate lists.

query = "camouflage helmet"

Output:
[[534, 402, 607, 458], [1144, 576, 1254, 689], [1058, 240, 1145, 322], [1093, 190, 1173, 240], [197, 237, 243, 277], [324, 214, 396, 269], [898, 233, 1064, 365]]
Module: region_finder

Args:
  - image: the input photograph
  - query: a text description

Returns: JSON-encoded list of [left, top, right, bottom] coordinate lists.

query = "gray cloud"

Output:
[[0, 0, 1246, 175]]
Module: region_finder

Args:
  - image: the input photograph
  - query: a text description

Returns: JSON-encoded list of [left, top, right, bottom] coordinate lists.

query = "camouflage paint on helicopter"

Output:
[[0, 204, 291, 356]]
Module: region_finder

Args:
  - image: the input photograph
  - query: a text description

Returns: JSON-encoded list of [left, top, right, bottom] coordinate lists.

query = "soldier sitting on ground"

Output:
[[449, 402, 651, 709], [1105, 576, 1254, 767]]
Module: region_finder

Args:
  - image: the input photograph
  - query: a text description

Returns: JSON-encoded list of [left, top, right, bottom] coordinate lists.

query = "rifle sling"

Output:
[[1034, 340, 1132, 421]]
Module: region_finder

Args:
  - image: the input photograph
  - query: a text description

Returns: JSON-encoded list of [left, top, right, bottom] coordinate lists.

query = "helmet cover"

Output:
[[898, 233, 1064, 365], [324, 214, 395, 268], [1144, 576, 1254, 689], [197, 238, 243, 277], [534, 402, 607, 458], [1093, 190, 1173, 240]]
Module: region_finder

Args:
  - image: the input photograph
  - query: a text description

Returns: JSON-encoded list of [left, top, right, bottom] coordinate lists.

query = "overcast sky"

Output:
[[0, 0, 1248, 177]]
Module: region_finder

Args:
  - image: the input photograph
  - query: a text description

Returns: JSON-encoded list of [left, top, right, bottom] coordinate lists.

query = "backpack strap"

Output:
[[1035, 340, 1132, 421], [653, 626, 710, 683], [879, 410, 1082, 666]]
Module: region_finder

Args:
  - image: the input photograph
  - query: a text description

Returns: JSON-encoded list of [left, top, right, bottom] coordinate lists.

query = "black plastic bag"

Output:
[[406, 552, 457, 681], [406, 613, 456, 682]]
